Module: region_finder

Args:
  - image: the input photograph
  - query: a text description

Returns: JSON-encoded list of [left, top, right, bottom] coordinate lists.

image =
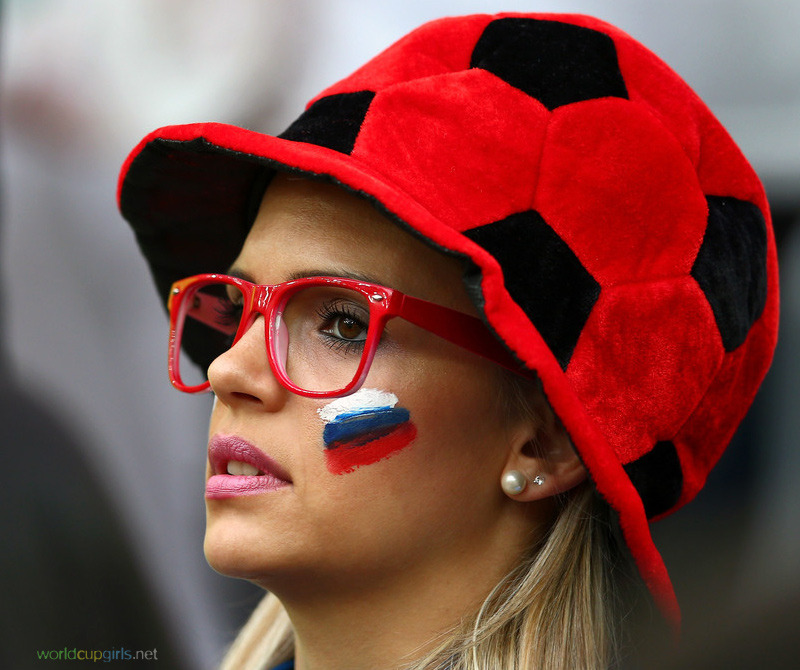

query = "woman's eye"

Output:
[[308, 294, 371, 351], [324, 314, 367, 342]]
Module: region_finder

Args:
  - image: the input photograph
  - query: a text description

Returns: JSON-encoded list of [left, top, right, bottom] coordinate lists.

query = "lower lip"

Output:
[[206, 474, 290, 499]]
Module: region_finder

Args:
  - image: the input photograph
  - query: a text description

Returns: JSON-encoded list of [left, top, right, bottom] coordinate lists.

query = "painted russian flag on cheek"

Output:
[[316, 389, 418, 475]]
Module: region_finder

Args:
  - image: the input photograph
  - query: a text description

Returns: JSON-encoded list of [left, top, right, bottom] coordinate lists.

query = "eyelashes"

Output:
[[214, 298, 243, 348], [316, 300, 369, 353], [215, 298, 243, 328]]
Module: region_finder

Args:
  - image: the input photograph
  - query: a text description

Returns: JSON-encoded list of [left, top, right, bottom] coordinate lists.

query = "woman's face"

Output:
[[204, 174, 529, 598]]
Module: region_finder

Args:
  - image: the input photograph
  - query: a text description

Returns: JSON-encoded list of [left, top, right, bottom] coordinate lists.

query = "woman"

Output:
[[118, 13, 778, 669]]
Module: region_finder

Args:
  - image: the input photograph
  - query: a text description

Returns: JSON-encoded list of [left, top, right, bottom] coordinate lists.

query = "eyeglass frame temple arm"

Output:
[[392, 293, 529, 377]]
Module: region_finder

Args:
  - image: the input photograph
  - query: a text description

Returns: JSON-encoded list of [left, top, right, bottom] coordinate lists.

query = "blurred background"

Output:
[[1, 1, 798, 668]]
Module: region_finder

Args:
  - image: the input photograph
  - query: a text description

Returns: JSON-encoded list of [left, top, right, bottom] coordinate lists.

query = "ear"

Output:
[[500, 398, 586, 502]]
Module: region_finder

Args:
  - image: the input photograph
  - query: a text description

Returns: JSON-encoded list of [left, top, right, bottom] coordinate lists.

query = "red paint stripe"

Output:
[[325, 422, 418, 475]]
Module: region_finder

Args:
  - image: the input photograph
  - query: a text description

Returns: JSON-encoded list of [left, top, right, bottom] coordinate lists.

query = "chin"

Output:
[[204, 511, 271, 577], [203, 512, 306, 587], [205, 530, 257, 580]]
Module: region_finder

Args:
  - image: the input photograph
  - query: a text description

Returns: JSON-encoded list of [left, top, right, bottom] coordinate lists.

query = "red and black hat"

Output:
[[118, 13, 779, 624]]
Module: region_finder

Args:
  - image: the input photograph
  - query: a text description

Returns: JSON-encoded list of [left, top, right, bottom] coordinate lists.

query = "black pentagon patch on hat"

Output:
[[623, 440, 683, 519], [470, 18, 628, 110], [279, 90, 376, 155], [691, 195, 768, 352], [464, 210, 600, 369]]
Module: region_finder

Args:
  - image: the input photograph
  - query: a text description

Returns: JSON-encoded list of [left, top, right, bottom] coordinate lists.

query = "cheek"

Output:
[[317, 388, 418, 475], [410, 366, 509, 474]]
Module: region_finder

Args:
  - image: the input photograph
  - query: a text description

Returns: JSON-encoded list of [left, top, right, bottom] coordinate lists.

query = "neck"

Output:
[[272, 507, 539, 670], [287, 562, 497, 670]]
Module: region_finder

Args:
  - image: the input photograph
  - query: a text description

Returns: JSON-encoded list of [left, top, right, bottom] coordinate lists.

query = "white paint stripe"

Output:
[[316, 388, 399, 423]]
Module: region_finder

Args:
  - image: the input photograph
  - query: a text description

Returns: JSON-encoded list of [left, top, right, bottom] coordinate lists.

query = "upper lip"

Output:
[[208, 434, 292, 482]]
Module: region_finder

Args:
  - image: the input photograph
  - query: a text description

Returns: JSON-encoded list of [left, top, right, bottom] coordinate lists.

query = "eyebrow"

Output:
[[226, 265, 387, 287]]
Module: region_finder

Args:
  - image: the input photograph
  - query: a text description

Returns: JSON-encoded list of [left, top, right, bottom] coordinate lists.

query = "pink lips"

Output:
[[206, 435, 292, 499]]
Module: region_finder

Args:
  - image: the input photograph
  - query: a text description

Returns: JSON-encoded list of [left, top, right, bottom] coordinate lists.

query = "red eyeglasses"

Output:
[[167, 273, 524, 398]]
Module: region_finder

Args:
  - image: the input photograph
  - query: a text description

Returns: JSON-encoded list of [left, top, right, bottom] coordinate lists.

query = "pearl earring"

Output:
[[501, 470, 527, 495]]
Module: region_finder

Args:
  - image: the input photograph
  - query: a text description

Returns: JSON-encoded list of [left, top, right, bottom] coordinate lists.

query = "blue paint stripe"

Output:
[[323, 407, 410, 447], [325, 425, 399, 451]]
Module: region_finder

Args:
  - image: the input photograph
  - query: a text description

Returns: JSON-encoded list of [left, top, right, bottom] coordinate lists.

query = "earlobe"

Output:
[[501, 452, 585, 502], [500, 420, 586, 502], [500, 470, 546, 496]]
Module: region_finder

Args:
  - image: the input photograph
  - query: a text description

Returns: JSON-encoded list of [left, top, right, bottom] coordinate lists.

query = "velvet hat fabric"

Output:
[[118, 13, 779, 624]]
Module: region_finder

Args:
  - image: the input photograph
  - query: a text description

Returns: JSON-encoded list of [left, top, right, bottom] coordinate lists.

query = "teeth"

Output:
[[226, 461, 260, 476]]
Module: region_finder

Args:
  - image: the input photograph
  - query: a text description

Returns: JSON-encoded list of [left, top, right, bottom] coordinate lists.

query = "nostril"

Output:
[[231, 391, 262, 403]]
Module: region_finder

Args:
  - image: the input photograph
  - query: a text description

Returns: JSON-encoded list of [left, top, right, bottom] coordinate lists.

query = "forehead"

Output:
[[234, 174, 475, 312], [250, 175, 403, 250]]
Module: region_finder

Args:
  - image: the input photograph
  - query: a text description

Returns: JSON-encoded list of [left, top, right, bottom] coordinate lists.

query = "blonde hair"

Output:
[[219, 378, 643, 670]]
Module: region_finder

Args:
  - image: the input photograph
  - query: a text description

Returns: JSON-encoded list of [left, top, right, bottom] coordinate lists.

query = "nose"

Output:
[[207, 315, 287, 411]]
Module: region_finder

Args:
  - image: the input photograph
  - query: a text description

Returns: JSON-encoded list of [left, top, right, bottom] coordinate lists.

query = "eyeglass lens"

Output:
[[175, 280, 373, 393]]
